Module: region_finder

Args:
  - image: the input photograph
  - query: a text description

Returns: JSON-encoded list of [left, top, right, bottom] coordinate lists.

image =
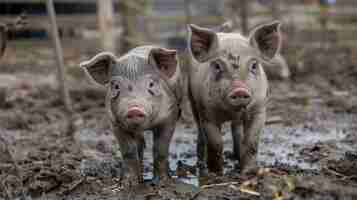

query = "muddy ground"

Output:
[[0, 40, 357, 200]]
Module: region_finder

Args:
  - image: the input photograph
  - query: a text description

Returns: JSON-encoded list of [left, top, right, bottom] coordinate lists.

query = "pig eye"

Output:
[[147, 80, 158, 96], [250, 60, 259, 75], [211, 61, 223, 73], [149, 81, 155, 88], [110, 81, 120, 98]]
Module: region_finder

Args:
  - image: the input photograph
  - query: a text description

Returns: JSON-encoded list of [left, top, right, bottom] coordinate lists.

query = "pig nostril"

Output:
[[127, 114, 144, 119], [137, 113, 145, 118], [127, 109, 146, 119], [230, 91, 251, 100]]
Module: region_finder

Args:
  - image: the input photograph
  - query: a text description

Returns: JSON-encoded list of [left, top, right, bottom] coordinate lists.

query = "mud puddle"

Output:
[[260, 113, 355, 171], [75, 113, 356, 187]]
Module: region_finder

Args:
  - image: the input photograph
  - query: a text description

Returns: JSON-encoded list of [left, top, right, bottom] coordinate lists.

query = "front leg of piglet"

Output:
[[113, 127, 143, 186], [240, 108, 266, 172], [231, 120, 243, 170], [202, 121, 224, 175], [152, 122, 175, 184], [197, 125, 208, 177]]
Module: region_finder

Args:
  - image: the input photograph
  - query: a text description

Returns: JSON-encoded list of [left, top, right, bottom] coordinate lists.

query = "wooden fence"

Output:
[[1, 0, 357, 49]]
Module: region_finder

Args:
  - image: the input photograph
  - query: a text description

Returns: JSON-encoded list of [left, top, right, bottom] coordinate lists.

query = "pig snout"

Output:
[[126, 106, 146, 122], [228, 81, 251, 105], [229, 88, 251, 99]]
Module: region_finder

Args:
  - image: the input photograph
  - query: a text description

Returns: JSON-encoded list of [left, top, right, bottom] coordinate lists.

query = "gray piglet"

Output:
[[80, 46, 184, 186], [186, 21, 282, 175]]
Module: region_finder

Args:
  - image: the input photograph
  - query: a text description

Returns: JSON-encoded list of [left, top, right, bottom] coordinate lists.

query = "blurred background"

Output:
[[1, 0, 355, 66], [1, 0, 356, 78], [1, 0, 357, 199]]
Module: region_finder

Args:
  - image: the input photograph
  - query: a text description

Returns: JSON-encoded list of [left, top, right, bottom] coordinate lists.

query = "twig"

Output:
[[46, 0, 74, 137], [189, 190, 202, 200], [239, 187, 260, 196], [201, 181, 239, 189], [266, 116, 284, 125]]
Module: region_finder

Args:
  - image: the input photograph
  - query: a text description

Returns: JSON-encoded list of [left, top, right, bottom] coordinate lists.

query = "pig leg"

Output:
[[187, 89, 208, 177], [114, 128, 143, 186], [137, 136, 145, 178], [240, 109, 266, 172], [202, 122, 224, 175], [231, 120, 243, 171], [152, 122, 175, 183], [188, 89, 209, 176], [197, 125, 208, 176], [190, 105, 209, 176]]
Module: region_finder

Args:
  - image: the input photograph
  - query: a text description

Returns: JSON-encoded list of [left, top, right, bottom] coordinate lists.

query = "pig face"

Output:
[[188, 21, 282, 110], [109, 73, 162, 130], [80, 47, 178, 131]]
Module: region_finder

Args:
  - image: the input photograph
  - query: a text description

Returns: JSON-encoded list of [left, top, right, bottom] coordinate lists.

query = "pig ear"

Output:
[[149, 48, 178, 79], [187, 24, 219, 63], [80, 52, 117, 85], [249, 21, 282, 60], [0, 24, 7, 58]]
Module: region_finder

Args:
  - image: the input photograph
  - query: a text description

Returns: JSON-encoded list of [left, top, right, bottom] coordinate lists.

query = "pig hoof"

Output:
[[197, 161, 209, 177], [198, 167, 209, 177], [150, 176, 161, 186], [149, 176, 171, 186], [233, 160, 241, 173]]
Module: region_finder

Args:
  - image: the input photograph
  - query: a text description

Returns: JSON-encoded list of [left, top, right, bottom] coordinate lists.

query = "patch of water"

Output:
[[76, 114, 355, 186], [259, 114, 354, 170], [142, 124, 198, 185]]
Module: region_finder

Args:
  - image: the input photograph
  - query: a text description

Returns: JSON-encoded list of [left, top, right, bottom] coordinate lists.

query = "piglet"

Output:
[[80, 46, 183, 186], [186, 21, 282, 175]]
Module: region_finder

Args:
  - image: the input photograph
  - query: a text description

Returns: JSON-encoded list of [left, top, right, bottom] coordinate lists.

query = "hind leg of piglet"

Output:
[[114, 128, 143, 187], [152, 123, 175, 184], [240, 110, 266, 173]]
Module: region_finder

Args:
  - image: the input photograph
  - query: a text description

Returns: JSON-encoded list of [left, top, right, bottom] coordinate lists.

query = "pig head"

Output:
[[80, 46, 183, 186], [186, 21, 282, 175]]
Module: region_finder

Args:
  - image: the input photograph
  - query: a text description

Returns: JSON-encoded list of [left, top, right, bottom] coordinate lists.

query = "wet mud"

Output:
[[0, 42, 357, 199]]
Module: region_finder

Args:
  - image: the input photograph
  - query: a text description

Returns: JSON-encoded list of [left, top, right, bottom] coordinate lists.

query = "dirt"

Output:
[[0, 40, 357, 200]]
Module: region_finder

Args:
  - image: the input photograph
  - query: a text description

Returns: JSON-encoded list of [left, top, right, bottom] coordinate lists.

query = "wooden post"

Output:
[[46, 0, 74, 135], [184, 0, 192, 25], [318, 0, 329, 48], [119, 0, 137, 54], [227, 0, 249, 34], [97, 0, 116, 52], [239, 0, 249, 35], [271, 0, 281, 20]]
